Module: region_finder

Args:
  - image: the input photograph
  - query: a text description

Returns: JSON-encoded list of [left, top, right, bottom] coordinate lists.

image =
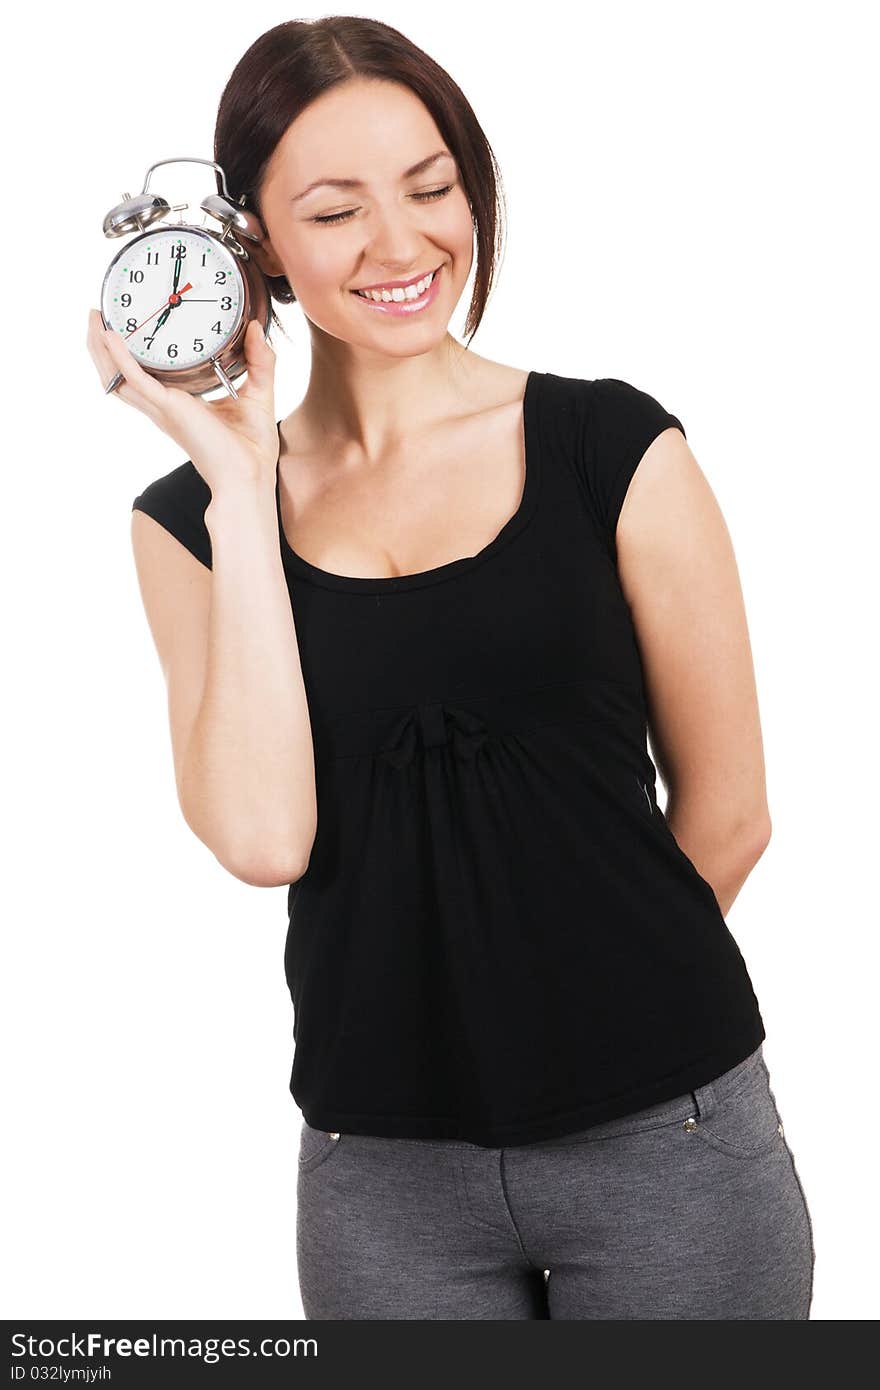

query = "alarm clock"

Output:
[[99, 156, 272, 399]]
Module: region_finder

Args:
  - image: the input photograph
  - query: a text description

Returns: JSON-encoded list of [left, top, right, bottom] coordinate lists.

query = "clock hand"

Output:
[[123, 284, 194, 340], [173, 250, 181, 293], [153, 280, 197, 338]]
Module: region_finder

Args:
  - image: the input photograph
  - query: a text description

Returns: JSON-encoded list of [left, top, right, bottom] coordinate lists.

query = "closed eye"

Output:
[[312, 185, 454, 226]]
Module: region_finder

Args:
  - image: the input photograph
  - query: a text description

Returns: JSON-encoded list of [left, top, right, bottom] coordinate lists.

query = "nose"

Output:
[[361, 203, 435, 273]]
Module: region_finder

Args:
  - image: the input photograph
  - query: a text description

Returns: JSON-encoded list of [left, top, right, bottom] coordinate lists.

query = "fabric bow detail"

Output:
[[378, 701, 489, 768]]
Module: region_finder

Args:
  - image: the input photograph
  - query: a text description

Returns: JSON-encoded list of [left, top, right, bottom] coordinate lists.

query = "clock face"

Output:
[[101, 227, 244, 372]]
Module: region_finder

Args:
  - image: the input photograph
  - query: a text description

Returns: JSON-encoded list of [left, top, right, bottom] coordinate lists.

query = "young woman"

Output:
[[87, 17, 815, 1319]]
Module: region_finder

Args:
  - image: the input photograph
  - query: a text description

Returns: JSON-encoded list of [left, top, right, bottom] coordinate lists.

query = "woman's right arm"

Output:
[[132, 477, 317, 888], [90, 309, 317, 887]]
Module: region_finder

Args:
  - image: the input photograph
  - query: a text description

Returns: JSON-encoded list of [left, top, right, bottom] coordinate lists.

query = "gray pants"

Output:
[[296, 1043, 815, 1319]]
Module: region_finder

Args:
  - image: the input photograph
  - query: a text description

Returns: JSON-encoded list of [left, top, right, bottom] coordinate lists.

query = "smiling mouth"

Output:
[[350, 263, 444, 301]]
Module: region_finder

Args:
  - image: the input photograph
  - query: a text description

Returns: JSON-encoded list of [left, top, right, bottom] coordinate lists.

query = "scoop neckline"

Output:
[[273, 369, 542, 593]]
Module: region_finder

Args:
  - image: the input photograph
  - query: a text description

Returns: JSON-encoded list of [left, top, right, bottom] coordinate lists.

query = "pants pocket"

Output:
[[298, 1119, 344, 1174], [687, 1056, 785, 1160]]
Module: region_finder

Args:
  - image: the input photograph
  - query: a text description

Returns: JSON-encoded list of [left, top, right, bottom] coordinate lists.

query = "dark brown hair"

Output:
[[213, 16, 506, 346]]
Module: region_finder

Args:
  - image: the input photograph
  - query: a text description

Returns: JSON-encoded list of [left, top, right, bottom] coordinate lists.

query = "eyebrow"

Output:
[[290, 150, 455, 204]]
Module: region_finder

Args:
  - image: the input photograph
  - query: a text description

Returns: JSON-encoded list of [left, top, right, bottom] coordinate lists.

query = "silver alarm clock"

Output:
[[99, 157, 271, 399]]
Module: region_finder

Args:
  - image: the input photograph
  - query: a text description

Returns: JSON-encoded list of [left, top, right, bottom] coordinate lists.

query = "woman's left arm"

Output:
[[616, 425, 772, 918]]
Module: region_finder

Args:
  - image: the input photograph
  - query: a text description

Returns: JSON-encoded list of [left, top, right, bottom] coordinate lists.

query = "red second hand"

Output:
[[124, 283, 194, 340]]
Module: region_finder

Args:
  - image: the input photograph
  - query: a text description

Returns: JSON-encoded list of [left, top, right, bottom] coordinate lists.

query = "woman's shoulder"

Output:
[[542, 369, 684, 430], [132, 457, 211, 513], [131, 458, 213, 570]]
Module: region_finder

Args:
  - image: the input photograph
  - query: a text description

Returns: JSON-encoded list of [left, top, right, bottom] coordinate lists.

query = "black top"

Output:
[[132, 371, 765, 1147]]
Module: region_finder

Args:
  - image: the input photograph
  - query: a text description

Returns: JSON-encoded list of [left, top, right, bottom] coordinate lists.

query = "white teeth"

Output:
[[355, 269, 436, 302]]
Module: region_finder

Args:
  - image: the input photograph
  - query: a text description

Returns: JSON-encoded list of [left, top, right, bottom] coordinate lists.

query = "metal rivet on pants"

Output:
[[683, 1116, 699, 1132], [777, 1122, 784, 1137], [329, 1132, 340, 1140]]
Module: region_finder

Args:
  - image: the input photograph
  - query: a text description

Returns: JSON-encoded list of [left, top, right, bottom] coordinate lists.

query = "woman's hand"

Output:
[[86, 310, 280, 491]]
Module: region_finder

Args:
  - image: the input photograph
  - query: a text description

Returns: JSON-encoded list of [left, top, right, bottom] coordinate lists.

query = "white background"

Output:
[[4, 0, 876, 1321]]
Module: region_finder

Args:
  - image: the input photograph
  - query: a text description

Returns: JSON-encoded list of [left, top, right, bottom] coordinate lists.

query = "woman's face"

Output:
[[254, 78, 475, 355]]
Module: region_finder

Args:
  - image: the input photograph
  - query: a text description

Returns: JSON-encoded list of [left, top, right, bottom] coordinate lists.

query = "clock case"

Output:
[[100, 157, 272, 399]]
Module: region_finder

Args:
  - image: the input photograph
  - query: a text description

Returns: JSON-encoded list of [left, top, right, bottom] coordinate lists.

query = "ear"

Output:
[[249, 237, 286, 279]]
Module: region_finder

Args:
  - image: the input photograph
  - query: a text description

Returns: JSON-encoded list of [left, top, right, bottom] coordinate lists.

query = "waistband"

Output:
[[301, 1044, 767, 1155]]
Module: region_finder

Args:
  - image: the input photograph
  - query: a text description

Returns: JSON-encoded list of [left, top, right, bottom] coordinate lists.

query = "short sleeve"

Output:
[[581, 378, 686, 550], [132, 461, 213, 570]]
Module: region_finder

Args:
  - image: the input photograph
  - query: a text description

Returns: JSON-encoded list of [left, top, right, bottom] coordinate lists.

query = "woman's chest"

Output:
[[278, 394, 528, 582], [286, 485, 647, 716]]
